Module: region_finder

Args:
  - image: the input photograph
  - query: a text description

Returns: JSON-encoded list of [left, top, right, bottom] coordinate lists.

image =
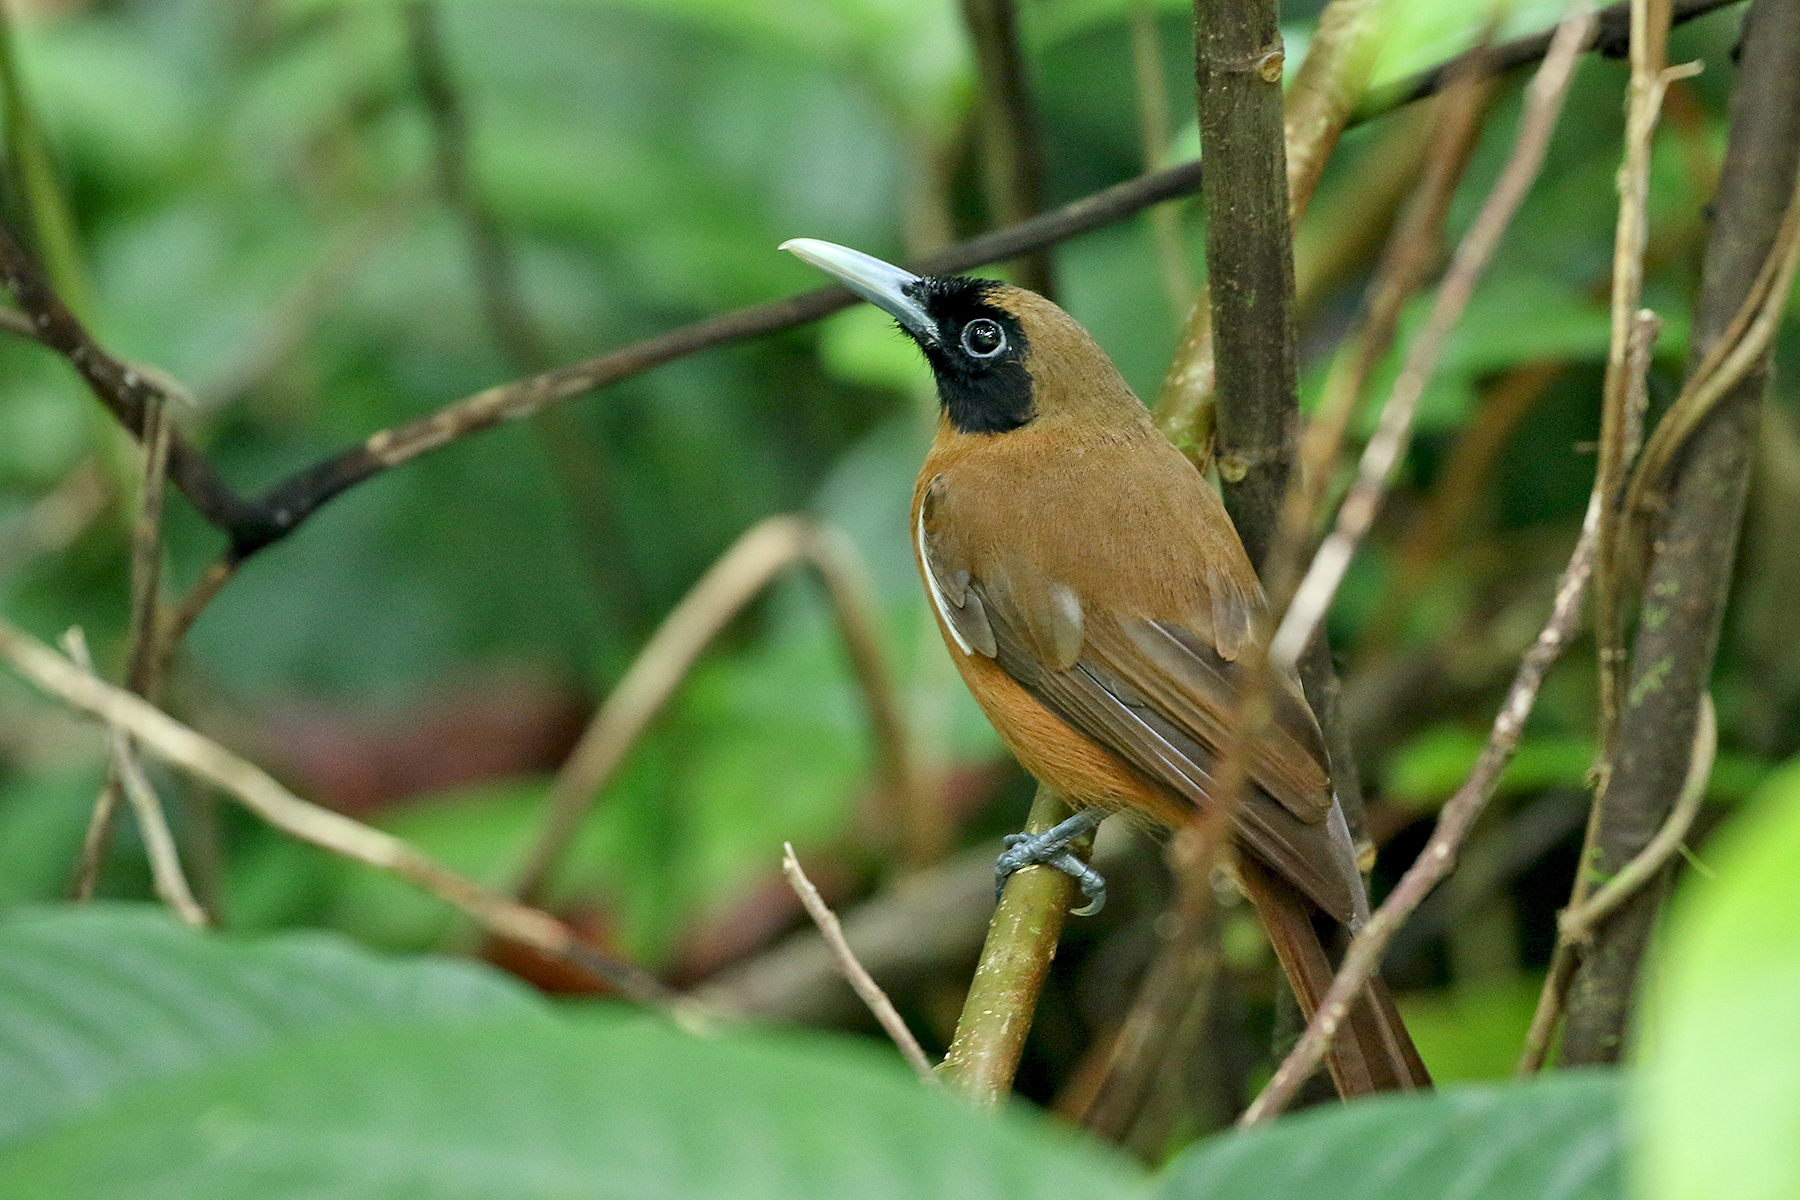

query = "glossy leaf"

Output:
[[0, 905, 542, 1146], [1160, 1072, 1623, 1200]]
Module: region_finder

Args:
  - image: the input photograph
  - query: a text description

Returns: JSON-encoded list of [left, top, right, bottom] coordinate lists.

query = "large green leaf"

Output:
[[1159, 1071, 1622, 1200], [0, 905, 543, 1145], [1636, 756, 1800, 1200], [0, 904, 1142, 1199]]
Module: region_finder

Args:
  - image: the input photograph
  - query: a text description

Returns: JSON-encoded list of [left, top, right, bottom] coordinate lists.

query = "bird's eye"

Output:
[[960, 318, 1006, 359]]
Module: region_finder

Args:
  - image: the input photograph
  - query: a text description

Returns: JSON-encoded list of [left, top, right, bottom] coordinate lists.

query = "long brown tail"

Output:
[[1237, 856, 1432, 1097]]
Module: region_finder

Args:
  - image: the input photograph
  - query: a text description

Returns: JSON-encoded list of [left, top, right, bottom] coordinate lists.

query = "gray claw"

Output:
[[991, 808, 1109, 915]]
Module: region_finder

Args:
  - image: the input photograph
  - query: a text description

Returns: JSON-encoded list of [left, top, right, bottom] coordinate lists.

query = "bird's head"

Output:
[[781, 238, 1136, 435]]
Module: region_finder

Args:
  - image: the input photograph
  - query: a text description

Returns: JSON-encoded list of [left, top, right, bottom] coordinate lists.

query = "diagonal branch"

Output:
[[0, 615, 682, 1011], [782, 843, 938, 1084], [0, 0, 1733, 579], [512, 515, 925, 901]]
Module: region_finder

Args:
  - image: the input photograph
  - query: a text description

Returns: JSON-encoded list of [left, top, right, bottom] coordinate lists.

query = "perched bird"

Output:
[[782, 238, 1430, 1098]]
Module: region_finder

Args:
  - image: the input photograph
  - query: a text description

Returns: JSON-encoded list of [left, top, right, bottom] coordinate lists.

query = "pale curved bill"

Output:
[[779, 237, 936, 343]]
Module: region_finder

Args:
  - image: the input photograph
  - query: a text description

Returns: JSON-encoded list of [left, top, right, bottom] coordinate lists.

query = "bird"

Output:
[[781, 237, 1431, 1098]]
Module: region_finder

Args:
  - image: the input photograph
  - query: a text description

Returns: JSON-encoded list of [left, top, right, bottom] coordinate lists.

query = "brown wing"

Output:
[[919, 478, 1362, 923]]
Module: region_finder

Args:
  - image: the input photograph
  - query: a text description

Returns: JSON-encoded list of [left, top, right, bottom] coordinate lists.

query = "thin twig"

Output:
[[1560, 693, 1714, 943], [781, 843, 938, 1084], [1595, 0, 1686, 756], [153, 557, 240, 680], [1519, 309, 1663, 1075], [1559, 0, 1800, 1064], [61, 629, 206, 927], [512, 515, 923, 900], [1270, 10, 1597, 676], [1380, 0, 1737, 112], [71, 392, 175, 900], [0, 615, 682, 1010], [0, 219, 259, 544], [1245, 485, 1604, 1125], [1616, 164, 1800, 557], [1240, 12, 1600, 1125]]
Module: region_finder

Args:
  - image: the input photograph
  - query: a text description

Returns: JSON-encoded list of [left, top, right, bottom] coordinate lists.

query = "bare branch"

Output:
[[1595, 0, 1688, 754], [0, 219, 264, 547], [1245, 485, 1603, 1125], [61, 628, 206, 928], [71, 392, 176, 900], [1382, 0, 1738, 112], [1560, 693, 1714, 943], [0, 615, 682, 1011], [781, 843, 938, 1083], [0, 0, 1723, 575]]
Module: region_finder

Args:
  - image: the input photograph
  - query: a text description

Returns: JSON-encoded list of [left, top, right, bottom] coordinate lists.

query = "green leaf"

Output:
[[0, 908, 1140, 1200], [1636, 755, 1800, 1200], [0, 904, 543, 1147], [1159, 1071, 1623, 1200]]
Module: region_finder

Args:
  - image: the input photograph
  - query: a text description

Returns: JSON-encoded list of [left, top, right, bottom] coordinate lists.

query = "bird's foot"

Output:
[[994, 808, 1108, 916]]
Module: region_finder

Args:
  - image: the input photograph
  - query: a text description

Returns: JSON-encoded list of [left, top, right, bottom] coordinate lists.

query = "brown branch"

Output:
[[1516, 309, 1661, 1074], [960, 0, 1055, 297], [0, 613, 682, 1011], [153, 557, 239, 681], [1193, 0, 1301, 565], [781, 843, 938, 1083], [512, 515, 924, 901], [1381, 0, 1741, 112], [1558, 0, 1800, 1066], [70, 391, 176, 900], [62, 628, 206, 927], [0, 0, 1715, 577], [0, 220, 266, 549]]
